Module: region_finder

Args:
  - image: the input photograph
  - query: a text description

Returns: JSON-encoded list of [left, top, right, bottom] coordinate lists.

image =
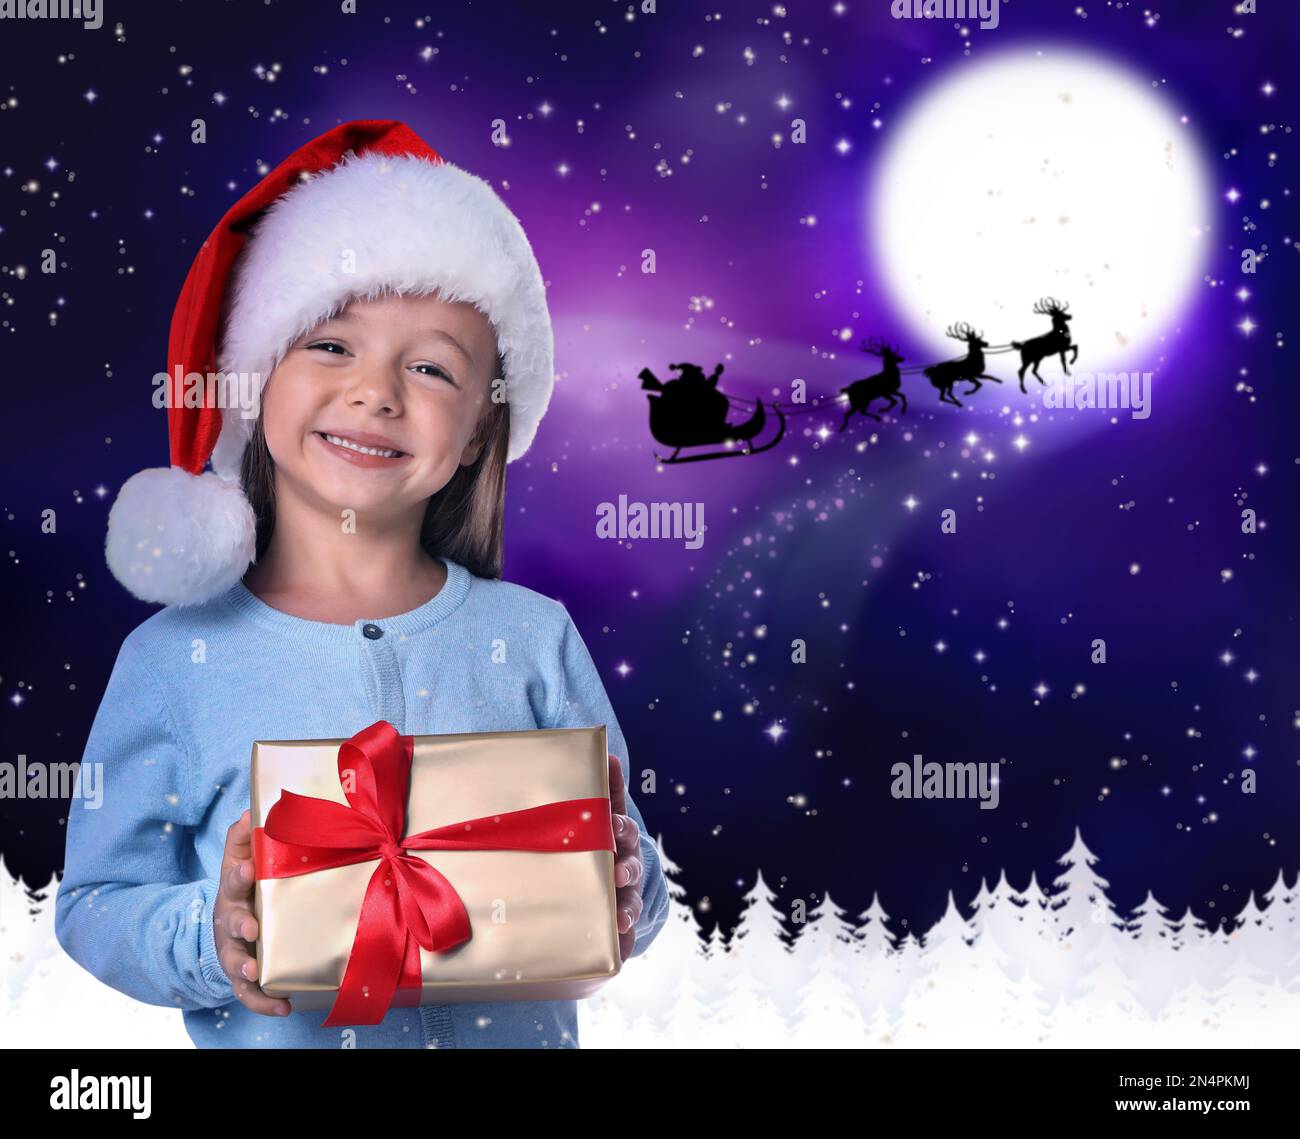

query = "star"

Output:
[[615, 661, 632, 678], [1238, 316, 1256, 335], [903, 495, 918, 511], [1033, 682, 1049, 699], [1012, 434, 1029, 452], [765, 722, 786, 743]]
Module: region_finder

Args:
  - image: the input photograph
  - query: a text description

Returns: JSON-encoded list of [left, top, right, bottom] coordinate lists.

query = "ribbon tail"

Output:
[[388, 933, 425, 1009], [321, 861, 408, 1028], [400, 933, 423, 990], [399, 857, 474, 953]]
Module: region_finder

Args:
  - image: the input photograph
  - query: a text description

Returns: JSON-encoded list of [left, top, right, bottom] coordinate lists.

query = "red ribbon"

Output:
[[252, 721, 614, 1027]]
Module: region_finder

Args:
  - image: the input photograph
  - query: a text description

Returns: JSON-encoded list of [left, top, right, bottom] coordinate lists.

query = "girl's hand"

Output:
[[607, 755, 644, 962], [214, 809, 292, 1016]]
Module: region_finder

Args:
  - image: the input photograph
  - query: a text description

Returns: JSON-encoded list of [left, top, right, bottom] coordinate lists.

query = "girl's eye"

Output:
[[411, 363, 454, 383], [307, 340, 349, 356]]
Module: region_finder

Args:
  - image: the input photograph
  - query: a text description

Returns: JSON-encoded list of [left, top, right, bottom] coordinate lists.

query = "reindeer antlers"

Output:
[[1033, 296, 1070, 315], [945, 321, 981, 340], [862, 335, 901, 355]]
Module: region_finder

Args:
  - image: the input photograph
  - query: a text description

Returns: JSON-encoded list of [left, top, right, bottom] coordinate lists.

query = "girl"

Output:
[[54, 121, 669, 1048]]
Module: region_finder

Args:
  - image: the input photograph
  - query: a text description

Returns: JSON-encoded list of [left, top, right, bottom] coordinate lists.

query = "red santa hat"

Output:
[[105, 119, 554, 607]]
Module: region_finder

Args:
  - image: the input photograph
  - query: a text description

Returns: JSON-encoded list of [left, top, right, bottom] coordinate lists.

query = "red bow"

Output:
[[252, 721, 614, 1026]]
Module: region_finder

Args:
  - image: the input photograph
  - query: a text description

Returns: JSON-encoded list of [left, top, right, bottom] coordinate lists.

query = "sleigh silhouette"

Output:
[[639, 300, 1082, 462], [638, 363, 786, 464]]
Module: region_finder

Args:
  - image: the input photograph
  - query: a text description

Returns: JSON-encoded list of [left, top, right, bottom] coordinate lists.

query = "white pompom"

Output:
[[105, 467, 257, 606]]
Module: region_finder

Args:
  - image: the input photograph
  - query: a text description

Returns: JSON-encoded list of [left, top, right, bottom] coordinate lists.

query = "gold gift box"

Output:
[[249, 726, 622, 1012]]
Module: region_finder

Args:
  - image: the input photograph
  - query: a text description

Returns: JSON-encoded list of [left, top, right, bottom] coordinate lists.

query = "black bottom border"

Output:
[[5, 1045, 1296, 1122]]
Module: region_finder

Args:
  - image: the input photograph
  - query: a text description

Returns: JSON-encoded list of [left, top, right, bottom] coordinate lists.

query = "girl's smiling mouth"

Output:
[[313, 429, 412, 468]]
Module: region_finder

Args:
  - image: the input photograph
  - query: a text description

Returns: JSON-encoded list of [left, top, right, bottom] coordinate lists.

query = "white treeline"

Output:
[[581, 828, 1300, 1047], [4, 833, 1299, 1048]]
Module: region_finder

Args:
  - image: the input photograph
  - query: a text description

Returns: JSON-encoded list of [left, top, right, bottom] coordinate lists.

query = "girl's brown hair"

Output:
[[240, 348, 510, 581]]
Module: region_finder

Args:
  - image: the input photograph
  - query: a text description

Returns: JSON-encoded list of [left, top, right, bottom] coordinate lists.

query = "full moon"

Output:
[[872, 50, 1213, 372]]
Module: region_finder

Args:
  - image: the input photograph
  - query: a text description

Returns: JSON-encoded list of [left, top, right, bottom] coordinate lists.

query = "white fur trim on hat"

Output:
[[211, 151, 554, 479], [105, 467, 256, 607]]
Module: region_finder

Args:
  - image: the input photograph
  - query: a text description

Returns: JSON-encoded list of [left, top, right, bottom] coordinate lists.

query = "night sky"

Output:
[[2, 0, 1296, 944]]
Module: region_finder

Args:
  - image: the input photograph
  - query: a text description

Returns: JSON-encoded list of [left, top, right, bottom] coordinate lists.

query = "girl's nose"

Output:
[[343, 367, 404, 416]]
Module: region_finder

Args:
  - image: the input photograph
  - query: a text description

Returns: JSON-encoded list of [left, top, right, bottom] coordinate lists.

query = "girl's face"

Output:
[[259, 290, 498, 523]]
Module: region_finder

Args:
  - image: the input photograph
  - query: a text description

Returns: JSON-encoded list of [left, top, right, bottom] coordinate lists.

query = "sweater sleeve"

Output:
[[54, 634, 237, 1011], [549, 610, 671, 959]]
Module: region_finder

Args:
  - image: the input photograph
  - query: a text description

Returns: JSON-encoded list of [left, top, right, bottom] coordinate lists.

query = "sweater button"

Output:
[[362, 623, 384, 640]]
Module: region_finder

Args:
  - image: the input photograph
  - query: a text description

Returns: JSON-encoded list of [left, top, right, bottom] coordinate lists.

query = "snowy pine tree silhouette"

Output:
[[966, 876, 997, 941], [1229, 889, 1294, 987], [1258, 872, 1300, 987], [1126, 891, 1182, 1016], [855, 892, 906, 1026], [1046, 829, 1126, 1004], [899, 892, 987, 1045], [855, 892, 898, 957], [1048, 829, 1120, 940], [1217, 909, 1275, 1026], [716, 870, 795, 1042], [789, 892, 866, 1046], [593, 835, 714, 1044]]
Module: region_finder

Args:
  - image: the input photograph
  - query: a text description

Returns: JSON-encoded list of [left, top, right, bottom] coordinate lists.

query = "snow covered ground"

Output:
[[5, 830, 1298, 1048]]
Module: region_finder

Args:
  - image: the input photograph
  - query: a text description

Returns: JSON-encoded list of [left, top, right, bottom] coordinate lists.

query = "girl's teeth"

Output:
[[323, 433, 401, 458]]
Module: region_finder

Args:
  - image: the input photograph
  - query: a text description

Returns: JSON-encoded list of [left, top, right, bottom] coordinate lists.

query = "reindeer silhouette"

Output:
[[923, 323, 1002, 407], [1012, 297, 1079, 392], [839, 336, 907, 428]]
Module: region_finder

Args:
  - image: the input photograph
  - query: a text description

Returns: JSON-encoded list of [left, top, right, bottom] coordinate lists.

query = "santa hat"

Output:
[[105, 119, 554, 607]]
